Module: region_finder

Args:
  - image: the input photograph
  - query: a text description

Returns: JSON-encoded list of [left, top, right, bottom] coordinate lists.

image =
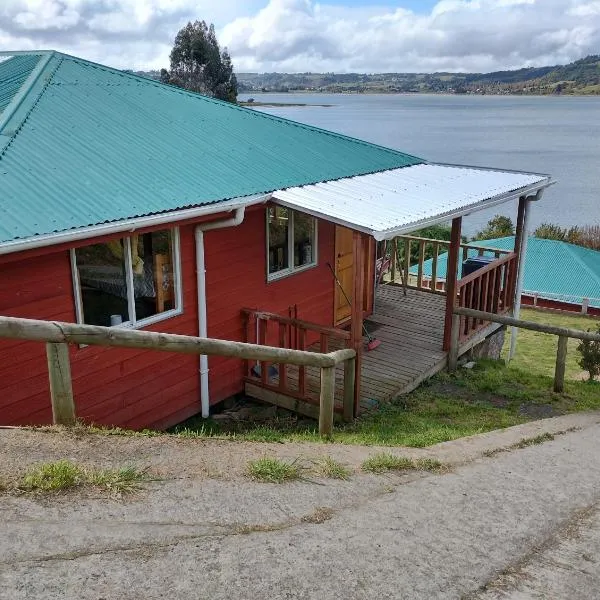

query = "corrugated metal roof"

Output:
[[0, 54, 43, 114], [272, 164, 550, 240], [0, 51, 423, 245], [410, 236, 600, 307]]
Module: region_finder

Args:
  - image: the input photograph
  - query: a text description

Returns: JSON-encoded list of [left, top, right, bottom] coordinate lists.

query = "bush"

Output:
[[576, 324, 600, 381]]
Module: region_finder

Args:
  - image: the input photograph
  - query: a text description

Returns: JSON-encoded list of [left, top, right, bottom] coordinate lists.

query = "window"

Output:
[[71, 228, 181, 328], [267, 207, 317, 280]]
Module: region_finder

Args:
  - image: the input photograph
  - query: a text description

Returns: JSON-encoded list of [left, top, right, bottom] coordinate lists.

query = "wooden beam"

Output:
[[448, 314, 461, 372], [46, 342, 75, 426], [554, 335, 568, 393], [0, 316, 355, 368], [351, 230, 364, 416], [319, 366, 336, 437], [343, 357, 356, 422], [443, 217, 462, 350]]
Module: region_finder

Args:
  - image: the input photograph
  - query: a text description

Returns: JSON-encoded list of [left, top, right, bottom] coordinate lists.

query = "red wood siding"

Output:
[[204, 206, 336, 404], [0, 224, 200, 430], [0, 208, 339, 429]]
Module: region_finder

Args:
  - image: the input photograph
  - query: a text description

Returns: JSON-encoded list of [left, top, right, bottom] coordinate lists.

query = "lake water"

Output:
[[241, 93, 600, 237]]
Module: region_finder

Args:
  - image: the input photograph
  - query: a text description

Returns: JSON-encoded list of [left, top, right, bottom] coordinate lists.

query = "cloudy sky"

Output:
[[0, 0, 599, 73]]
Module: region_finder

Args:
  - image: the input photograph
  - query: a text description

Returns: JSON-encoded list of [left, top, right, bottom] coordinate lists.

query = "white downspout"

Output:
[[195, 208, 246, 417], [508, 188, 544, 361]]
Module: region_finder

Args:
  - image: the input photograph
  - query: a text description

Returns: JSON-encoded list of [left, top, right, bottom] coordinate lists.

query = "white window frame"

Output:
[[266, 207, 318, 282], [70, 227, 183, 329]]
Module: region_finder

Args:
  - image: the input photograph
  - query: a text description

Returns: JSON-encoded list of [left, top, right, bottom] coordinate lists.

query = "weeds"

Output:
[[313, 456, 351, 479], [361, 453, 447, 474], [16, 460, 148, 495], [246, 457, 302, 483]]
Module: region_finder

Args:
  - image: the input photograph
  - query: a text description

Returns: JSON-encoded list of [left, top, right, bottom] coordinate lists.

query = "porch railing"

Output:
[[241, 309, 355, 422], [390, 235, 512, 294], [455, 252, 518, 342]]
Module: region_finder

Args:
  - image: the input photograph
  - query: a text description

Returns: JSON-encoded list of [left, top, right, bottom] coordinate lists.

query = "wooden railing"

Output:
[[450, 306, 600, 393], [241, 309, 355, 422], [0, 315, 355, 437], [455, 252, 518, 342], [390, 235, 512, 294]]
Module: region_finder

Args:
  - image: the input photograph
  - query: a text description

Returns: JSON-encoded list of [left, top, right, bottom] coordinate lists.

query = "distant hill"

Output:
[[230, 55, 600, 96]]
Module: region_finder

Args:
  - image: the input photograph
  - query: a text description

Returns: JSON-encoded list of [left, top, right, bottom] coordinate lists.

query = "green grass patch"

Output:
[[503, 308, 599, 380], [361, 453, 446, 474], [16, 460, 148, 495], [246, 457, 302, 483], [513, 432, 555, 448], [313, 456, 352, 479]]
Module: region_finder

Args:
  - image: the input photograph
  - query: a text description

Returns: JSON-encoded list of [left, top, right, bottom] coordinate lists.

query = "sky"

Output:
[[0, 1, 599, 73]]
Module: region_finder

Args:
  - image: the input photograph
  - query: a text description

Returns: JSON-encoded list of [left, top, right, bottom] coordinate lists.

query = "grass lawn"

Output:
[[503, 308, 600, 380], [173, 359, 600, 448]]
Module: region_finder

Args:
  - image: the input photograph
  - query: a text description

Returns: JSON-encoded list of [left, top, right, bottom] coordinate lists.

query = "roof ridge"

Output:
[[0, 53, 62, 158], [47, 51, 423, 164], [561, 240, 600, 284]]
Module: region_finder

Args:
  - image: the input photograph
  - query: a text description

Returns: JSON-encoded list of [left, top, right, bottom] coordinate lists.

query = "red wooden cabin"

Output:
[[0, 51, 553, 429]]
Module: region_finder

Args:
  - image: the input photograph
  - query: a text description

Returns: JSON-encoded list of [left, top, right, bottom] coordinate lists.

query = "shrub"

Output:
[[577, 324, 600, 381]]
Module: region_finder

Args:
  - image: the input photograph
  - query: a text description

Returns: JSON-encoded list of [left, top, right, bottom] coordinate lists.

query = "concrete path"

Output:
[[2, 415, 600, 599]]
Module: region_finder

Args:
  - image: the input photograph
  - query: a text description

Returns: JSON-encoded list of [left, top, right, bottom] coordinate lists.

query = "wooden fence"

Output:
[[449, 306, 600, 393], [0, 315, 356, 437]]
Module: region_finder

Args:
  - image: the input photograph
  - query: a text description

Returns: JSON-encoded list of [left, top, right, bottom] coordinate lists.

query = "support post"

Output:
[[509, 197, 531, 361], [448, 314, 461, 372], [343, 356, 356, 422], [319, 366, 336, 437], [554, 335, 568, 393], [46, 342, 75, 426], [443, 217, 462, 351], [391, 238, 397, 283], [351, 231, 364, 416]]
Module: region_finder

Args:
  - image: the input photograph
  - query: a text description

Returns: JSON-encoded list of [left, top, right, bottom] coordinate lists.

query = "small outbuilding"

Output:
[[0, 51, 553, 428]]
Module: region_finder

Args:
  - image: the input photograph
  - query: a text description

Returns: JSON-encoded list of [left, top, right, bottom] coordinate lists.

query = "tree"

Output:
[[473, 215, 515, 241], [165, 20, 237, 103], [534, 222, 566, 240]]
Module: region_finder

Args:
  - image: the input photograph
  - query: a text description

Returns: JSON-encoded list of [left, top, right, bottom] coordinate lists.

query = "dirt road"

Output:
[[1, 413, 599, 599]]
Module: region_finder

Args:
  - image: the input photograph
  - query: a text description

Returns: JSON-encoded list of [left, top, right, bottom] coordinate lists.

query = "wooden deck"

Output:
[[245, 285, 450, 414]]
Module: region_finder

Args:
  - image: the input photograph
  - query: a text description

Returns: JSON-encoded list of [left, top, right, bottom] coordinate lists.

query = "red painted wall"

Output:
[[204, 206, 336, 404], [0, 224, 200, 430], [0, 207, 337, 429]]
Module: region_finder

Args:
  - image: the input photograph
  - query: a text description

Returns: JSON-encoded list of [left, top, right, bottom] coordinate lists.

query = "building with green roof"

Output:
[[409, 236, 600, 310], [0, 50, 554, 430]]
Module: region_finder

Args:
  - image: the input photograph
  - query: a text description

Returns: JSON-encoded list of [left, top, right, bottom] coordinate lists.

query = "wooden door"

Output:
[[334, 226, 354, 325]]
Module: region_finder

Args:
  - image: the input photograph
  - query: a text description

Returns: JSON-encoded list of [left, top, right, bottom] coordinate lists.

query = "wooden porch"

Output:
[[245, 285, 450, 415]]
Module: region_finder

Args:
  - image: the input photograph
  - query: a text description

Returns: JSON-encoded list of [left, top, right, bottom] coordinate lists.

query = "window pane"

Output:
[[132, 230, 177, 320], [294, 212, 316, 267], [268, 207, 289, 274], [75, 241, 130, 326]]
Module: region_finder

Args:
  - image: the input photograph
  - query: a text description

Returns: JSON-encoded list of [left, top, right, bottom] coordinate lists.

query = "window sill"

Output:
[[267, 262, 318, 283], [76, 308, 183, 349]]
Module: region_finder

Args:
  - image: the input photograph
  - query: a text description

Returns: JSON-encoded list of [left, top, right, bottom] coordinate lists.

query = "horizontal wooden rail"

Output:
[[0, 316, 354, 368], [0, 315, 356, 436], [240, 308, 351, 340], [451, 306, 600, 393], [457, 252, 516, 287]]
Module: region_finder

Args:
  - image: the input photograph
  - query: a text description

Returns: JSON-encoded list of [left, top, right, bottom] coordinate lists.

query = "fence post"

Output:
[[582, 298, 589, 315], [448, 314, 461, 372], [343, 357, 355, 422], [46, 342, 75, 426], [553, 335, 568, 393], [319, 365, 336, 437]]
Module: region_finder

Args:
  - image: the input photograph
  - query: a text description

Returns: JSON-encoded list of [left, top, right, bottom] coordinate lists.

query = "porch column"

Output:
[[508, 196, 531, 361], [351, 230, 364, 417], [443, 217, 462, 351]]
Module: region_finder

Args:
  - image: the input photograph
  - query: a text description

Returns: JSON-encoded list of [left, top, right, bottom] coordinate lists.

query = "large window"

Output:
[[267, 207, 317, 280], [71, 229, 181, 328]]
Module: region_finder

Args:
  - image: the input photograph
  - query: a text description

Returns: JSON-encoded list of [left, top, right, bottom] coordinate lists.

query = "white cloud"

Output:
[[0, 0, 598, 72]]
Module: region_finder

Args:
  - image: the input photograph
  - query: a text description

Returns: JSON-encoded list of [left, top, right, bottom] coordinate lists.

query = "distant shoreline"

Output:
[[238, 100, 334, 107], [239, 91, 599, 100]]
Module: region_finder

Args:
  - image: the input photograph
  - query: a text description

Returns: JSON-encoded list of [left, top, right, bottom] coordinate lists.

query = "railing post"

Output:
[[554, 335, 568, 393], [391, 238, 397, 283], [343, 356, 355, 422], [448, 314, 461, 372], [46, 342, 75, 426], [443, 217, 462, 351], [319, 366, 336, 437]]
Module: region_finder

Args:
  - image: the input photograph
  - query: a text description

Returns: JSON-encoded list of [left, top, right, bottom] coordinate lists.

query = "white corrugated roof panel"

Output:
[[272, 164, 552, 240]]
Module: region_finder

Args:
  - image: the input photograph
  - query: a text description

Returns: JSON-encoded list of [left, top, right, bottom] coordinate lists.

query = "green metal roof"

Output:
[[0, 51, 424, 246], [409, 236, 600, 307], [0, 54, 43, 115]]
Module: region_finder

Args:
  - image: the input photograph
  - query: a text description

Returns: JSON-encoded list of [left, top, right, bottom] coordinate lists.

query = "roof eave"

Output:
[[0, 194, 271, 256]]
